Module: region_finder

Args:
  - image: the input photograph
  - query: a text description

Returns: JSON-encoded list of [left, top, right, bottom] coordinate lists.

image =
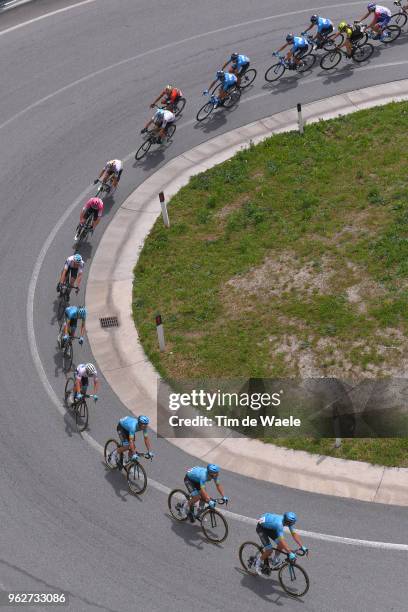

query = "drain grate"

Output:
[[100, 316, 119, 328]]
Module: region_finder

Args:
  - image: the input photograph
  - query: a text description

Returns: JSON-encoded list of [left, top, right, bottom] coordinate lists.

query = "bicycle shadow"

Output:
[[261, 75, 301, 95], [164, 512, 208, 550], [193, 111, 228, 134], [103, 462, 145, 503], [50, 298, 63, 326], [132, 148, 166, 172], [235, 567, 300, 605], [75, 241, 93, 264]]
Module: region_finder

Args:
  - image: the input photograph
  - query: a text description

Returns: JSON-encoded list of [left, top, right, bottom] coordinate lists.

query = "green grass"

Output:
[[133, 102, 408, 466]]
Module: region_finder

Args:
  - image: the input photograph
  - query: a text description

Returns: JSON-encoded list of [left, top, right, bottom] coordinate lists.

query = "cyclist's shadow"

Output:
[[133, 149, 166, 172], [165, 512, 227, 551], [194, 111, 228, 134], [235, 568, 295, 605], [103, 463, 145, 503]]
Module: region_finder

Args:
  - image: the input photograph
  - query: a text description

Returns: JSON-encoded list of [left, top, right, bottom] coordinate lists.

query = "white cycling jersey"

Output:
[[64, 255, 84, 272], [105, 159, 123, 176], [154, 110, 175, 128], [75, 364, 98, 381]]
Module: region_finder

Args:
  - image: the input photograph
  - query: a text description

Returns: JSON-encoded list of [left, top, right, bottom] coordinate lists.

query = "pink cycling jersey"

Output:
[[83, 197, 104, 218], [374, 5, 391, 18]]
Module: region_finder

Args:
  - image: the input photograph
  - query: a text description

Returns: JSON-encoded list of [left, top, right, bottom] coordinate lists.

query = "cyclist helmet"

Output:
[[165, 85, 172, 93], [338, 21, 348, 31], [310, 14, 319, 23], [138, 415, 150, 426], [78, 306, 87, 319], [230, 52, 239, 60], [207, 463, 220, 476], [73, 253, 83, 264], [216, 70, 225, 79], [85, 363, 97, 376], [286, 33, 295, 43], [367, 2, 376, 11], [283, 511, 297, 525], [154, 108, 165, 121], [88, 197, 102, 209]]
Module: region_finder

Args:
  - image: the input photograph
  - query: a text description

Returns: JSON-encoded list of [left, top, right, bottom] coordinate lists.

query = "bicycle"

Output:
[[264, 52, 316, 83], [320, 40, 374, 69], [196, 87, 241, 122], [301, 32, 343, 53], [163, 96, 187, 117], [104, 439, 152, 495], [56, 282, 78, 321], [239, 543, 309, 597], [356, 21, 401, 44], [168, 489, 229, 542], [94, 178, 112, 198], [391, 0, 408, 27], [64, 377, 96, 432], [57, 327, 81, 371], [74, 214, 93, 244], [135, 123, 176, 160]]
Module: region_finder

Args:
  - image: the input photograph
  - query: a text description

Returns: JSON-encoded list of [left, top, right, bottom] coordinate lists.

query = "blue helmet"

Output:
[[286, 33, 295, 43], [216, 70, 225, 80], [283, 512, 297, 525], [310, 14, 319, 23], [74, 253, 83, 264], [367, 2, 376, 10], [138, 415, 150, 426], [78, 306, 87, 319], [207, 463, 220, 475]]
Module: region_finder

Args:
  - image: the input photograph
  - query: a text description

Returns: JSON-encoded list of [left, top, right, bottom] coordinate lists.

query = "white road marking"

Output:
[[0, 0, 96, 33]]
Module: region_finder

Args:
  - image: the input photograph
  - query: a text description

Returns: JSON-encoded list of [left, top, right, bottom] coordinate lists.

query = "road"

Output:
[[0, 1, 407, 610]]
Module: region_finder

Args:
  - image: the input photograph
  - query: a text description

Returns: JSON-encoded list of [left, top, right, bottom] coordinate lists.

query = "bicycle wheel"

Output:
[[264, 62, 285, 82], [352, 42, 374, 62], [279, 563, 310, 598], [355, 32, 368, 46], [104, 439, 120, 470], [381, 24, 401, 43], [135, 138, 152, 160], [64, 377, 74, 405], [200, 508, 228, 543], [322, 34, 343, 50], [166, 124, 176, 140], [239, 542, 263, 575], [75, 399, 88, 432], [320, 49, 342, 70], [223, 87, 241, 109], [391, 12, 407, 27], [196, 101, 214, 122], [168, 489, 189, 521], [297, 53, 316, 72], [126, 461, 147, 495], [57, 296, 67, 322], [63, 341, 73, 371], [174, 97, 186, 116], [239, 68, 257, 89]]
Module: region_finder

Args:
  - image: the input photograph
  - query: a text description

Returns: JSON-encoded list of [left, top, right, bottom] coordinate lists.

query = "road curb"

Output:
[[86, 79, 408, 506]]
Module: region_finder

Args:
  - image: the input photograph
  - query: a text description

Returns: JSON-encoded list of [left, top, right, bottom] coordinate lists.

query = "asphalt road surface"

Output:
[[0, 1, 407, 610]]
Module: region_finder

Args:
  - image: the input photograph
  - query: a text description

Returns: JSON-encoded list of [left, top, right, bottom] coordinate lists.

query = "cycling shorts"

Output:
[[232, 62, 249, 75], [79, 376, 88, 392], [292, 44, 308, 57], [184, 475, 201, 496], [84, 207, 99, 222], [376, 14, 391, 26], [66, 318, 78, 332], [319, 24, 333, 34], [67, 267, 78, 281], [222, 80, 236, 92], [117, 423, 130, 445], [256, 524, 279, 550]]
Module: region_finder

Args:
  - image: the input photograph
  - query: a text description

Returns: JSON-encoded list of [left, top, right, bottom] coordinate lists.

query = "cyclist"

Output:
[[184, 464, 228, 522], [73, 362, 99, 404], [57, 253, 84, 294], [202, 70, 238, 107], [150, 85, 183, 113], [254, 512, 308, 576], [221, 53, 250, 86], [276, 34, 309, 68], [78, 197, 104, 235], [141, 108, 175, 143], [357, 3, 392, 35], [303, 15, 334, 47], [59, 305, 87, 348], [94, 159, 123, 191], [331, 21, 364, 57], [115, 415, 154, 469]]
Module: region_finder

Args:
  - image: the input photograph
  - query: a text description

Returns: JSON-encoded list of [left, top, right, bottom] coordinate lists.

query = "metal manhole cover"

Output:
[[100, 316, 119, 328]]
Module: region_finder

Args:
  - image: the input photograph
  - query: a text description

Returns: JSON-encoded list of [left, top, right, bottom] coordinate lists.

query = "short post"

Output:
[[159, 191, 170, 228], [156, 314, 166, 351], [297, 103, 304, 135], [334, 438, 342, 448]]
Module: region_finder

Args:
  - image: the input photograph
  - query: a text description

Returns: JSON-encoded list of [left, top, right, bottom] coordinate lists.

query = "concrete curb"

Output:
[[86, 79, 408, 507]]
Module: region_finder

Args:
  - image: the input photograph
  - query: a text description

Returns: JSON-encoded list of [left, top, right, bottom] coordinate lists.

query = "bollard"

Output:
[[297, 103, 304, 135], [159, 191, 170, 228], [156, 314, 166, 351], [334, 438, 342, 448]]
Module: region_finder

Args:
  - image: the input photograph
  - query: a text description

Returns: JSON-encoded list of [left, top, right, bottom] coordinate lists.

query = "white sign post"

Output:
[[297, 103, 304, 135], [159, 191, 170, 228], [156, 314, 166, 351]]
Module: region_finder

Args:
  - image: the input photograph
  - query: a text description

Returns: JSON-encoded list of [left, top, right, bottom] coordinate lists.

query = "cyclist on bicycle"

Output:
[[221, 53, 250, 86], [59, 305, 87, 348], [357, 3, 392, 35], [254, 512, 308, 576], [141, 108, 175, 143], [331, 21, 363, 57], [78, 197, 104, 234], [184, 464, 228, 522], [303, 15, 334, 47], [115, 415, 154, 469], [57, 253, 84, 294], [202, 70, 238, 107], [73, 363, 99, 404], [150, 85, 184, 113], [276, 34, 309, 68], [94, 159, 123, 191]]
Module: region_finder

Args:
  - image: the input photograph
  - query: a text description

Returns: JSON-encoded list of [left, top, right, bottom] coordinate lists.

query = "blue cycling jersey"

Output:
[[235, 54, 249, 68], [222, 72, 237, 86], [292, 36, 308, 50], [187, 466, 219, 487], [65, 305, 86, 321], [258, 513, 295, 537], [119, 416, 146, 437], [317, 17, 332, 32]]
